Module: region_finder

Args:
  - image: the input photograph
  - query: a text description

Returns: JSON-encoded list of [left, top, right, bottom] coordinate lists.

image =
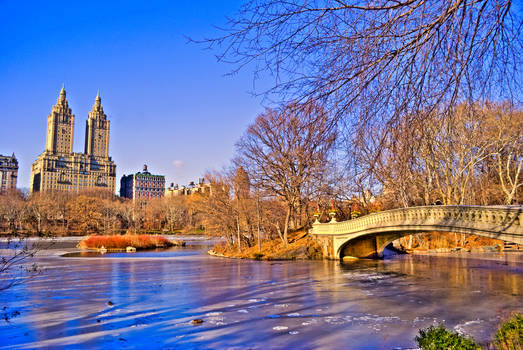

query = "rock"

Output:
[[342, 256, 359, 262], [483, 246, 499, 252], [171, 240, 186, 247], [191, 318, 204, 325], [432, 248, 451, 253]]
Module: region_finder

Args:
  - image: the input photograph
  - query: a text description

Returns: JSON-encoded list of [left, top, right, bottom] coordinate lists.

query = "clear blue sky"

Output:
[[0, 1, 266, 190]]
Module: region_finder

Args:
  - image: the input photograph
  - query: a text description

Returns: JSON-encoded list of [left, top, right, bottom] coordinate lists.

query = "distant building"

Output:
[[165, 178, 212, 197], [30, 87, 116, 193], [120, 164, 165, 200], [0, 153, 18, 191]]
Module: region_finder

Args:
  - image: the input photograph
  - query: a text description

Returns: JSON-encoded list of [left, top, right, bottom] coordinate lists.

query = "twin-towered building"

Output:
[[30, 86, 116, 193]]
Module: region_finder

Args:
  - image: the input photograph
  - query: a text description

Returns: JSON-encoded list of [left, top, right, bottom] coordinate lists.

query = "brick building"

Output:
[[120, 165, 165, 200]]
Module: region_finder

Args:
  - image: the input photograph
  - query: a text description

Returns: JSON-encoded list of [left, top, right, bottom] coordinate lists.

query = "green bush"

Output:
[[494, 313, 522, 350], [416, 325, 480, 350]]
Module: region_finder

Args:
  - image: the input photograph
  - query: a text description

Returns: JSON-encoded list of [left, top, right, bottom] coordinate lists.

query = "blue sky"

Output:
[[0, 1, 266, 190]]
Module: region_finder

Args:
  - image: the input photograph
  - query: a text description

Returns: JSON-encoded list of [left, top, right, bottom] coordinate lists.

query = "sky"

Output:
[[0, 1, 267, 191]]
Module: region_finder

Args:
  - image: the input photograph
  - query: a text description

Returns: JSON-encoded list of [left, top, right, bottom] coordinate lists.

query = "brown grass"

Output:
[[210, 230, 324, 260], [78, 234, 174, 250]]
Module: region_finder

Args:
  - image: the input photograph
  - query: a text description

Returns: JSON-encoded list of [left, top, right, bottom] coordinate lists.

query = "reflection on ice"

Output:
[[0, 240, 521, 349]]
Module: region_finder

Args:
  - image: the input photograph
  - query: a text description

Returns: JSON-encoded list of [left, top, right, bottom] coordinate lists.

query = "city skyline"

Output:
[[0, 1, 266, 192]]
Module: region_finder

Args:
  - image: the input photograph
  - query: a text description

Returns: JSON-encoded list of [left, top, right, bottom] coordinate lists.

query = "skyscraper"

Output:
[[30, 86, 116, 193]]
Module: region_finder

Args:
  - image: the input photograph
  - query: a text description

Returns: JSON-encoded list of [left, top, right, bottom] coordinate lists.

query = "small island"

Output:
[[77, 234, 185, 252]]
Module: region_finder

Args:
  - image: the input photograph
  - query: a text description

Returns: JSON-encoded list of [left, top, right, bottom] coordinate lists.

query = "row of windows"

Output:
[[43, 182, 114, 190], [135, 192, 163, 198], [135, 184, 164, 189]]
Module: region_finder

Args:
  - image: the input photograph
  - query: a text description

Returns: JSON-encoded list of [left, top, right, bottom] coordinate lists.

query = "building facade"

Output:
[[0, 153, 18, 192], [30, 87, 116, 193], [165, 178, 212, 196], [120, 165, 165, 200]]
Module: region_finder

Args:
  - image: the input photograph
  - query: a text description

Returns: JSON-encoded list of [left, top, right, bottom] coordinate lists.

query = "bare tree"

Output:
[[206, 0, 521, 134], [0, 192, 40, 317], [190, 172, 239, 246], [0, 238, 39, 293], [163, 196, 188, 232], [235, 101, 337, 244], [0, 191, 25, 234]]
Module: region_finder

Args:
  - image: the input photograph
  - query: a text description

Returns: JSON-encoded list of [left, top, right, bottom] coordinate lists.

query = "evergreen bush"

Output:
[[415, 325, 480, 350], [494, 313, 522, 350]]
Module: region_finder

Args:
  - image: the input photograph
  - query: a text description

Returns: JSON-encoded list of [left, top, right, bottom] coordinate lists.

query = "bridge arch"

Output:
[[310, 205, 522, 260], [336, 227, 509, 259]]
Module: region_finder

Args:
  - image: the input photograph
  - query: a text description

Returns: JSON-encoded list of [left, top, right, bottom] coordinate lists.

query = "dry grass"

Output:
[[78, 234, 174, 250], [211, 230, 324, 260], [396, 231, 505, 252]]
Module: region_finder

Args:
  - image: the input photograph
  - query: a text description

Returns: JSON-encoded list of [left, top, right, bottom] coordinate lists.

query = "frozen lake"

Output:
[[0, 237, 522, 349]]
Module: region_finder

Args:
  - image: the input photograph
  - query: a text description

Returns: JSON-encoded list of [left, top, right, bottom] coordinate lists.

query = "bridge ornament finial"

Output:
[[313, 212, 321, 224], [329, 210, 337, 223]]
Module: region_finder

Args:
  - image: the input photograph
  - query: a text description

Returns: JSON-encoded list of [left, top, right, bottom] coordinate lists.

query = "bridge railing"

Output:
[[310, 205, 523, 236]]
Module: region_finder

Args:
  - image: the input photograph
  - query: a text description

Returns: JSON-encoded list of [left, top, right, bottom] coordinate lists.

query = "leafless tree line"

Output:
[[0, 190, 192, 236], [354, 102, 523, 207]]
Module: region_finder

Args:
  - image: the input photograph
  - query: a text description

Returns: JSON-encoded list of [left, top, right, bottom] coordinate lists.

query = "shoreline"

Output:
[[208, 245, 523, 263]]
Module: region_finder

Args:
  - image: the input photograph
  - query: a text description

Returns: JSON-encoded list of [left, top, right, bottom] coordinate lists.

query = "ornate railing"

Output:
[[311, 205, 523, 236]]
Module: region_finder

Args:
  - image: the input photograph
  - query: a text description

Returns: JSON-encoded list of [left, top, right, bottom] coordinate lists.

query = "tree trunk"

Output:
[[283, 206, 291, 246], [256, 191, 261, 251], [275, 222, 285, 245], [236, 215, 241, 252]]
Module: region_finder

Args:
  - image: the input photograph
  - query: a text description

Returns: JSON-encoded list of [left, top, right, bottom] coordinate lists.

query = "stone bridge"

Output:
[[310, 205, 523, 259]]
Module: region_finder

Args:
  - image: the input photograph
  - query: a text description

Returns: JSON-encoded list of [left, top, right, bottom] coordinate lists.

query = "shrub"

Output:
[[494, 313, 522, 350], [78, 234, 173, 250], [416, 325, 480, 350]]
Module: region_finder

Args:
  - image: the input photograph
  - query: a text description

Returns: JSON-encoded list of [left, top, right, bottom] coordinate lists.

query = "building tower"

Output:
[[45, 85, 75, 155], [85, 91, 110, 158]]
